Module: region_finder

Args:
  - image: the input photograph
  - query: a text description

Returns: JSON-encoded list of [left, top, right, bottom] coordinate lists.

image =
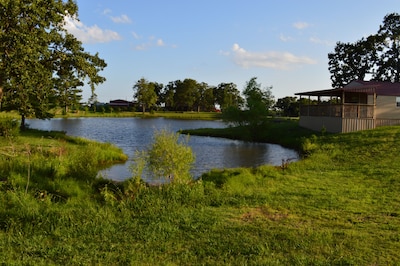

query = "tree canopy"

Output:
[[133, 78, 157, 113], [0, 0, 106, 128], [328, 12, 400, 88], [223, 77, 274, 132]]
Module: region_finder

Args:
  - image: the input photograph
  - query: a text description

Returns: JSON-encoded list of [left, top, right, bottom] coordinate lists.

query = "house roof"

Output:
[[295, 80, 400, 97]]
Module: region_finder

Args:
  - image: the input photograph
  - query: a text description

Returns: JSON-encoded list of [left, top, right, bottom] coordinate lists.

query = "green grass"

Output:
[[180, 118, 317, 151], [1, 122, 400, 265], [1, 110, 222, 121], [55, 110, 222, 120]]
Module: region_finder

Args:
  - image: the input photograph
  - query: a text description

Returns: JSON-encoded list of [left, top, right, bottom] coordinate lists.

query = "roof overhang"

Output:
[[296, 80, 400, 97]]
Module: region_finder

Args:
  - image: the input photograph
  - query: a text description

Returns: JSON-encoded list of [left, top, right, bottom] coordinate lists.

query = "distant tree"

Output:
[[195, 82, 215, 112], [275, 96, 299, 117], [223, 77, 274, 130], [0, 0, 106, 129], [214, 83, 244, 111], [242, 77, 274, 125], [173, 79, 199, 111], [162, 82, 175, 111], [151, 82, 164, 108], [328, 12, 400, 87], [88, 83, 98, 112], [133, 78, 158, 113]]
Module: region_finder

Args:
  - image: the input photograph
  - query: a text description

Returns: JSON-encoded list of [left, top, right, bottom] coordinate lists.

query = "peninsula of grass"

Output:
[[54, 110, 222, 120], [180, 118, 315, 151], [1, 119, 399, 264]]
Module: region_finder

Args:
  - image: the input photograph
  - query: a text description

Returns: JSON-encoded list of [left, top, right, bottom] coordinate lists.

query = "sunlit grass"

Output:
[[0, 122, 400, 264]]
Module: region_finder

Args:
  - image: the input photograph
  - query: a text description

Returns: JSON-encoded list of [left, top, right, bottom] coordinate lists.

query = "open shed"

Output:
[[295, 80, 400, 133]]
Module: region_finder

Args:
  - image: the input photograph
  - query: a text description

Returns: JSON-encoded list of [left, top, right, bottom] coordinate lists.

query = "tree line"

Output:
[[132, 78, 244, 113]]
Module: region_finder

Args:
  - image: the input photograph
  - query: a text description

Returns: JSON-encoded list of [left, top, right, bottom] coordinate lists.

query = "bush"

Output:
[[0, 117, 19, 138], [131, 129, 195, 184]]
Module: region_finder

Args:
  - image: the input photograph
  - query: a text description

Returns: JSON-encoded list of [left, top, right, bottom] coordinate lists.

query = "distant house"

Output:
[[295, 80, 400, 133], [109, 99, 133, 109]]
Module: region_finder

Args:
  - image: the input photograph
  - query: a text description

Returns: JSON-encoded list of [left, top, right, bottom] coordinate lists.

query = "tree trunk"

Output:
[[142, 104, 145, 114], [0, 73, 3, 111], [20, 114, 26, 131], [0, 86, 2, 111]]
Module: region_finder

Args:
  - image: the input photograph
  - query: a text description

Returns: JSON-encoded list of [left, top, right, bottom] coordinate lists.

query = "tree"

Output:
[[173, 79, 200, 111], [375, 13, 400, 82], [162, 82, 175, 111], [328, 12, 400, 87], [0, 0, 106, 129], [328, 39, 376, 88], [275, 96, 299, 117], [151, 82, 164, 108], [223, 77, 274, 129], [194, 82, 215, 112], [214, 82, 244, 111], [133, 78, 158, 113], [242, 77, 274, 126]]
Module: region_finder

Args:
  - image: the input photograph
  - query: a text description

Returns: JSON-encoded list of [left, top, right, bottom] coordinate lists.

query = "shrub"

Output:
[[131, 129, 195, 184], [0, 117, 19, 138]]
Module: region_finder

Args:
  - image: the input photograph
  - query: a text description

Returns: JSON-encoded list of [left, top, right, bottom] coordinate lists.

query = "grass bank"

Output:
[[0, 128, 127, 200], [54, 110, 222, 120], [180, 118, 316, 151], [1, 120, 399, 264]]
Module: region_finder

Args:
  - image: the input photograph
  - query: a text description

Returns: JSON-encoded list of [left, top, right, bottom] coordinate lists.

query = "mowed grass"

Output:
[[55, 110, 222, 120], [0, 120, 399, 265]]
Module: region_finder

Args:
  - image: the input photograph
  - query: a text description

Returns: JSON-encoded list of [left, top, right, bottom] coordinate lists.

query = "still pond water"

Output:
[[27, 117, 299, 181]]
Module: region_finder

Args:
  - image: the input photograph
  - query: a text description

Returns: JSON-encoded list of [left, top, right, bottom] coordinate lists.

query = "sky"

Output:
[[64, 0, 399, 103]]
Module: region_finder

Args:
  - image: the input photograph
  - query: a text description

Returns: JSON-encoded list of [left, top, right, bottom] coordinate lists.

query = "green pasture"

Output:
[[0, 117, 399, 265]]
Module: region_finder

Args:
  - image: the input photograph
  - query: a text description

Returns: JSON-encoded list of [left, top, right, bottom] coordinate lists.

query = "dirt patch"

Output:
[[241, 206, 289, 222]]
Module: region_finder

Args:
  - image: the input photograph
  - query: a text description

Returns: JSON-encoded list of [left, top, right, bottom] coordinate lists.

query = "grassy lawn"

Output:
[[0, 117, 399, 265], [54, 110, 222, 120]]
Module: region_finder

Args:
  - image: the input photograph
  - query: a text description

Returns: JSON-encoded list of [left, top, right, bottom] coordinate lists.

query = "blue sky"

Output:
[[65, 0, 399, 103]]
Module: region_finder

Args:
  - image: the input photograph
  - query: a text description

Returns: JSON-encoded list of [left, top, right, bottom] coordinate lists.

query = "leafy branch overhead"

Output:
[[328, 12, 400, 88], [0, 0, 107, 128]]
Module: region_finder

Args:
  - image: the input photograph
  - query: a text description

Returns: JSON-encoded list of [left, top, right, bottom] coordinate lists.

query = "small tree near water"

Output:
[[131, 129, 195, 184]]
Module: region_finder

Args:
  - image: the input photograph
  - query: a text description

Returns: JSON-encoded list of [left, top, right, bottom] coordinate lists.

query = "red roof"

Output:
[[296, 80, 400, 97]]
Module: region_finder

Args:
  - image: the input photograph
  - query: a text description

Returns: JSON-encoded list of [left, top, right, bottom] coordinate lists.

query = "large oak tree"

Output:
[[0, 0, 106, 129], [328, 13, 400, 88]]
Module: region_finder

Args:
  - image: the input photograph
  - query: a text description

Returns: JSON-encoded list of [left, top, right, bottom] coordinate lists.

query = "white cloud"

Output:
[[293, 21, 310, 30], [110, 14, 132, 24], [280, 34, 294, 42], [103, 9, 112, 15], [132, 31, 141, 39], [133, 37, 173, 50], [64, 16, 122, 44], [230, 43, 317, 70], [156, 39, 165, 46], [309, 37, 334, 46]]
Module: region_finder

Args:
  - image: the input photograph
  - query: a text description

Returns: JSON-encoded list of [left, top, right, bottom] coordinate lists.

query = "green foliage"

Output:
[[133, 78, 158, 113], [131, 129, 195, 184], [0, 117, 19, 138], [275, 96, 299, 117], [214, 82, 244, 110], [0, 0, 106, 129], [222, 77, 274, 136], [328, 12, 400, 87]]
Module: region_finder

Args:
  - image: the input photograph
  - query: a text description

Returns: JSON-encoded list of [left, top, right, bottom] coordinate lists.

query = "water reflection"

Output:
[[27, 117, 299, 181]]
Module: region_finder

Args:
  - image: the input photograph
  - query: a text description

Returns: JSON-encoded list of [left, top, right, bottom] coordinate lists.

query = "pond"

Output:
[[27, 117, 299, 181]]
